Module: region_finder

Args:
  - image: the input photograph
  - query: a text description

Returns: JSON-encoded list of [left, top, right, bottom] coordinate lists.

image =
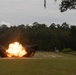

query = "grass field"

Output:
[[0, 52, 76, 75]]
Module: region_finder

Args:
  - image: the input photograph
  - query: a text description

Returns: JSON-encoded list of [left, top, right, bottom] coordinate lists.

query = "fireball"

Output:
[[6, 42, 27, 57]]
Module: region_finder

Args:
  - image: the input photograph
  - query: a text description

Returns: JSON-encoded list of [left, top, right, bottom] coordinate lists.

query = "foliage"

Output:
[[0, 22, 76, 51], [62, 48, 72, 53], [55, 0, 76, 12], [59, 0, 76, 12]]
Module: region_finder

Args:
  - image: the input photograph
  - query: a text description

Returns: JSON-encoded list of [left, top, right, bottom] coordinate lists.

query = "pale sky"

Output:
[[0, 0, 76, 26]]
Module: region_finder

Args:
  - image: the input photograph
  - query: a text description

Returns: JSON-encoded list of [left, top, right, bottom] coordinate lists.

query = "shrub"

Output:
[[62, 48, 72, 53]]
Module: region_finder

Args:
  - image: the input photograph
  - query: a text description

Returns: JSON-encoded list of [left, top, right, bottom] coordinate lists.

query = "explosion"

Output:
[[6, 42, 27, 57]]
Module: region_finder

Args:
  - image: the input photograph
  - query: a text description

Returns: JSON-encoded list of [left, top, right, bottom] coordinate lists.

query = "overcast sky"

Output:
[[0, 0, 76, 26]]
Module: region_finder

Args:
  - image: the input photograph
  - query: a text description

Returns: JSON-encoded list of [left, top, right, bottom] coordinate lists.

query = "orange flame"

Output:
[[6, 42, 27, 57]]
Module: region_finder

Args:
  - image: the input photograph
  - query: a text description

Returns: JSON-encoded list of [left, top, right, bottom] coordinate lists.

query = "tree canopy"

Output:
[[44, 0, 76, 12], [59, 0, 76, 12], [0, 22, 76, 51]]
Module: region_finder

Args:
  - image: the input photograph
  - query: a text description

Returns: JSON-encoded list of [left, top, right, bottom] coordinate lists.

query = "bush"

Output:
[[62, 48, 72, 53]]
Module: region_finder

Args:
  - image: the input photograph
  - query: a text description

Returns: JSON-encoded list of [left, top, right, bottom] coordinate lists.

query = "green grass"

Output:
[[0, 52, 76, 75]]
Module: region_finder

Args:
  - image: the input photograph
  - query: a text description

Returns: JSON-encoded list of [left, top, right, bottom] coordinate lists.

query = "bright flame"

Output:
[[6, 42, 27, 57]]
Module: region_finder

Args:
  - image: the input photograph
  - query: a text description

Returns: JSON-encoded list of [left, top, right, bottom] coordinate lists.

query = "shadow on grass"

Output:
[[64, 52, 76, 56]]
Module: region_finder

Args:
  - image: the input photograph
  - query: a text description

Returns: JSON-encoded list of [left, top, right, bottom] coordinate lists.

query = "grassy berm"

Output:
[[0, 52, 76, 75]]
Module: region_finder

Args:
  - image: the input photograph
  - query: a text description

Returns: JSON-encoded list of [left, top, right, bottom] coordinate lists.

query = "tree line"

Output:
[[0, 22, 76, 51]]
